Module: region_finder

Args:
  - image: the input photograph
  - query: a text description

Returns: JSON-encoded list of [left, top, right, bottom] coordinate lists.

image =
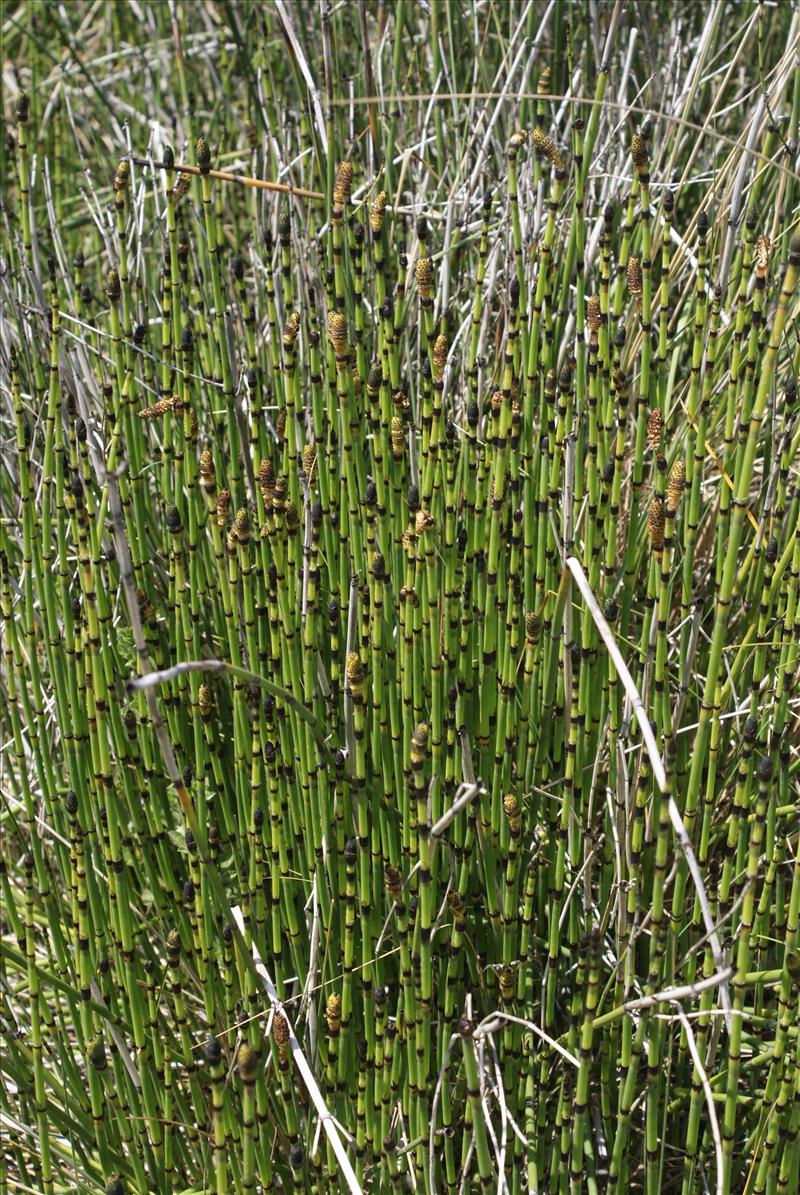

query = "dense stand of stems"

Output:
[[2, 4, 800, 1194]]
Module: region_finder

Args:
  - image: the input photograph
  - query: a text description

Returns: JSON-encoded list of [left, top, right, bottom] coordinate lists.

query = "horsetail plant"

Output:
[[2, 3, 800, 1194]]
